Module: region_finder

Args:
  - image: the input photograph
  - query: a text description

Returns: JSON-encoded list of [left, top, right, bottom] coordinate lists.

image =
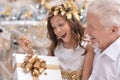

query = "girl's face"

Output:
[[50, 15, 72, 43]]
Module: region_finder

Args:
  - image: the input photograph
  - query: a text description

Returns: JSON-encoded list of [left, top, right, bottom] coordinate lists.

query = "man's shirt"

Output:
[[89, 37, 120, 80]]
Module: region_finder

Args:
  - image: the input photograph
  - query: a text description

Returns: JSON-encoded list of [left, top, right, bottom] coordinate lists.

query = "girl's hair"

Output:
[[47, 4, 85, 56]]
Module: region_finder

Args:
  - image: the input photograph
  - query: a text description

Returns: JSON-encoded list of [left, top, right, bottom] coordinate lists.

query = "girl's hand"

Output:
[[19, 36, 32, 53]]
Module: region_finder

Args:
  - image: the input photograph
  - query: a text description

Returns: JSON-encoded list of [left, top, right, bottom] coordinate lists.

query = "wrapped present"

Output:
[[13, 54, 62, 80]]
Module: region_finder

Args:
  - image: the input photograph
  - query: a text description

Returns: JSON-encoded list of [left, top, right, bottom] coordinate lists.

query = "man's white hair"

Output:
[[87, 0, 120, 34]]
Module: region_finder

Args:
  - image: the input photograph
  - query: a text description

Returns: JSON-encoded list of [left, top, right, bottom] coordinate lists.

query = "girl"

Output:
[[19, 1, 94, 80], [46, 1, 94, 80]]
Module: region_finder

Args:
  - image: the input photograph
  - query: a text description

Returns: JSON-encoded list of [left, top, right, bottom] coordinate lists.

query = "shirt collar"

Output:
[[94, 48, 101, 54], [102, 37, 120, 61]]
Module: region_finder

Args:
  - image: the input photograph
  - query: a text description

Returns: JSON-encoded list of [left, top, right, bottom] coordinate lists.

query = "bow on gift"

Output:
[[21, 54, 47, 79]]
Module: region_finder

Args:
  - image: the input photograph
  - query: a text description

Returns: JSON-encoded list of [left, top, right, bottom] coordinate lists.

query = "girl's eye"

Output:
[[59, 23, 64, 27], [59, 24, 63, 26], [52, 22, 65, 30], [52, 27, 56, 30]]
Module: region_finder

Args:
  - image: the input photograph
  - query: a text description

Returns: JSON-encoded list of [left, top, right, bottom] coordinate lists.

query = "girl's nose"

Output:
[[56, 27, 62, 34]]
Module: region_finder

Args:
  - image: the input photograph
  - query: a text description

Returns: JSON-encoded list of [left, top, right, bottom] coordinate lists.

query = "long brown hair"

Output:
[[47, 5, 85, 56]]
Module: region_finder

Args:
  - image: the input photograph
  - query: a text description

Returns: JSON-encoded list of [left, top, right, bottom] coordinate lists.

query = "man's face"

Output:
[[85, 13, 112, 50]]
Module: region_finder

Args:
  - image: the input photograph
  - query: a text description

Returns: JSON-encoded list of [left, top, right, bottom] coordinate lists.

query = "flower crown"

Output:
[[49, 1, 80, 21]]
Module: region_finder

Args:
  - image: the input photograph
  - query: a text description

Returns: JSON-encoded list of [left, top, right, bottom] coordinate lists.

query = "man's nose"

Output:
[[84, 27, 89, 35]]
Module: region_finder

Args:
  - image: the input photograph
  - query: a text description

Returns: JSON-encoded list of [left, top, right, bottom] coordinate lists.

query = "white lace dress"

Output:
[[54, 41, 87, 80]]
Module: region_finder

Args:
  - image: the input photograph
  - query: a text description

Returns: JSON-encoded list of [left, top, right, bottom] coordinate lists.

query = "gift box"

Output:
[[13, 54, 62, 80]]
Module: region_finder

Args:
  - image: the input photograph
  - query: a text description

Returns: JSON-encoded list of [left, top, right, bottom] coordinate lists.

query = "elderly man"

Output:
[[85, 0, 120, 80]]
